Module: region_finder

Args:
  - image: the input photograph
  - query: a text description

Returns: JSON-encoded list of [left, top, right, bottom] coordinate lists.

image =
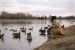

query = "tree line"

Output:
[[0, 11, 75, 19], [58, 16, 75, 19], [0, 11, 39, 19], [0, 11, 51, 19]]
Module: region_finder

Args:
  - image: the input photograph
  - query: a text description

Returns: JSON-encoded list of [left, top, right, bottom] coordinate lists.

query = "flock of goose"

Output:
[[0, 25, 64, 44], [0, 27, 33, 44]]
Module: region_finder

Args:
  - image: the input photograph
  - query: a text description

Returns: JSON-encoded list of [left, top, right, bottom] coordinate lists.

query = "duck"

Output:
[[0, 34, 4, 39], [12, 31, 20, 38]]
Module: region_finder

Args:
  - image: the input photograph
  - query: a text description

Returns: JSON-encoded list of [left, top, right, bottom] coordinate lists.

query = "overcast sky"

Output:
[[0, 0, 75, 16]]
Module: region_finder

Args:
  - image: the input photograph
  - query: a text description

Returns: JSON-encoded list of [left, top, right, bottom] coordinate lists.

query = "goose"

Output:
[[5, 28, 8, 30], [10, 29, 13, 31], [13, 30, 17, 32], [47, 27, 52, 38], [44, 25, 50, 30], [20, 27, 24, 30], [21, 28, 26, 32], [44, 27, 48, 30], [39, 27, 46, 33], [27, 32, 32, 40], [61, 25, 64, 28], [12, 31, 20, 38], [39, 27, 46, 36], [10, 29, 17, 32], [27, 32, 32, 46], [29, 27, 33, 31], [0, 30, 1, 32], [0, 34, 4, 38]]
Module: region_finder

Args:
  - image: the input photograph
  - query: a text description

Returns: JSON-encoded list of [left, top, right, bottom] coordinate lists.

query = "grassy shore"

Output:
[[34, 25, 75, 50]]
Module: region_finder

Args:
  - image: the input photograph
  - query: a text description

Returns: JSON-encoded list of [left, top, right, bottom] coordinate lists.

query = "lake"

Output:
[[0, 19, 75, 50]]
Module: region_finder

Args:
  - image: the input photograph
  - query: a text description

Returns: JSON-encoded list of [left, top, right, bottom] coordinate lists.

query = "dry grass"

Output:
[[34, 25, 75, 50]]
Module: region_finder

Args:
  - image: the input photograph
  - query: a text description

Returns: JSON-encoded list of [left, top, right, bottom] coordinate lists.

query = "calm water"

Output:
[[0, 19, 75, 50]]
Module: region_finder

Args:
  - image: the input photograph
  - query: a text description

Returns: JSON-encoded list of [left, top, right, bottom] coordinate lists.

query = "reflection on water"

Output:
[[0, 19, 75, 50], [0, 38, 4, 43]]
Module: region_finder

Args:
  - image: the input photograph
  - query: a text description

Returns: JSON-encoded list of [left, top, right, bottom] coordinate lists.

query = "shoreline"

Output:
[[34, 25, 75, 50]]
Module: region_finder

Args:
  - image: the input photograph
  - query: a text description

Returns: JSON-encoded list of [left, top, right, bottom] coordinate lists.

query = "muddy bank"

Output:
[[34, 25, 75, 50]]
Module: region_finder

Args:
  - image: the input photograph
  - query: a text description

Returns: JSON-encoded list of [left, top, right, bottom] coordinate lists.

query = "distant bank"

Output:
[[0, 11, 75, 19]]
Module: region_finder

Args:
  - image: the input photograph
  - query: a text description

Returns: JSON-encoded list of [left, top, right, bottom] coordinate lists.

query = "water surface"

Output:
[[0, 19, 75, 50]]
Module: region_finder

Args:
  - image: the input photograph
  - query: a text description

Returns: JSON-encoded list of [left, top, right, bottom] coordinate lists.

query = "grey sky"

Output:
[[0, 0, 75, 16]]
